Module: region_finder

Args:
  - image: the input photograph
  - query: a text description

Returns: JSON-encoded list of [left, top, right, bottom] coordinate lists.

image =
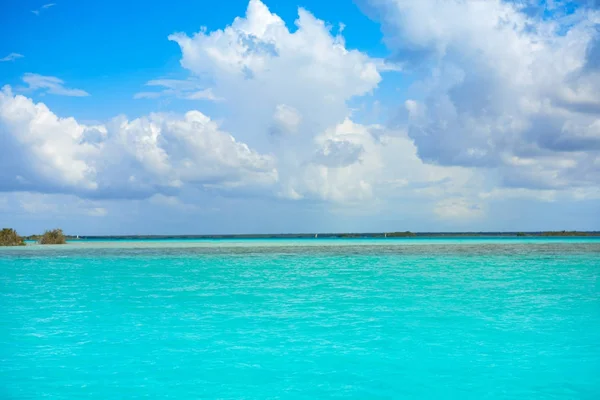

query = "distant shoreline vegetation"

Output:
[[0, 228, 26, 246], [0, 228, 67, 246], [61, 231, 599, 240], [386, 231, 417, 237], [38, 229, 67, 245], [539, 231, 591, 237], [2, 229, 598, 246]]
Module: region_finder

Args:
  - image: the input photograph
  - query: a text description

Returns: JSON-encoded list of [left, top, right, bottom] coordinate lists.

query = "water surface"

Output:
[[1, 238, 599, 399]]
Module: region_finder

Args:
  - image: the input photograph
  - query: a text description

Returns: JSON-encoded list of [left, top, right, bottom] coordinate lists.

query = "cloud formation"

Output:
[[2, 0, 599, 228], [2, 0, 471, 217], [280, 118, 477, 204], [364, 0, 600, 195], [167, 0, 419, 205], [22, 73, 90, 97], [32, 3, 56, 16], [168, 0, 385, 149], [0, 86, 277, 199], [0, 53, 24, 62], [134, 79, 220, 101]]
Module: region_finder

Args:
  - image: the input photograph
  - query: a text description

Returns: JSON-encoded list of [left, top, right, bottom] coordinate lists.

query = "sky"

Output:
[[0, 0, 599, 235]]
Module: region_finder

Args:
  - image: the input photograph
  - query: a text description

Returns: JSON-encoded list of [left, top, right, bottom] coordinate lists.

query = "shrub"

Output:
[[39, 229, 67, 245], [386, 231, 416, 237], [0, 228, 26, 246], [541, 231, 588, 237]]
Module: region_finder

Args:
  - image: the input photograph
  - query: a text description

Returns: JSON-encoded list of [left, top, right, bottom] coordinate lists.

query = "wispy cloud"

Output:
[[32, 3, 56, 16], [0, 53, 24, 62], [22, 73, 90, 97], [134, 79, 221, 101]]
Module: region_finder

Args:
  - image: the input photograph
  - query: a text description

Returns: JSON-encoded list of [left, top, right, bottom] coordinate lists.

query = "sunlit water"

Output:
[[1, 238, 599, 399]]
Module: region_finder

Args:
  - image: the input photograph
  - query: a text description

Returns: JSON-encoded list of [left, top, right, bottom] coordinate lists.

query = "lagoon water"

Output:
[[1, 238, 599, 399]]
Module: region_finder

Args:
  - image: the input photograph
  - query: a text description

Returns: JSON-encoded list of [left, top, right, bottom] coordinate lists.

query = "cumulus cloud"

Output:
[[3, 0, 598, 226], [282, 118, 477, 204], [22, 73, 89, 97], [168, 0, 385, 149], [0, 86, 277, 199], [269, 104, 301, 136], [313, 139, 365, 168], [0, 86, 99, 192], [103, 110, 277, 194], [5, 0, 394, 206], [364, 0, 600, 197], [165, 0, 417, 206]]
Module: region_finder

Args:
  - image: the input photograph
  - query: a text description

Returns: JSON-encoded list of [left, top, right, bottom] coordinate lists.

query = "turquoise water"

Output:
[[1, 239, 599, 399]]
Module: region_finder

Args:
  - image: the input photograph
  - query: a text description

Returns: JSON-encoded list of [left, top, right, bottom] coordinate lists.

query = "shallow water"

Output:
[[1, 239, 599, 399]]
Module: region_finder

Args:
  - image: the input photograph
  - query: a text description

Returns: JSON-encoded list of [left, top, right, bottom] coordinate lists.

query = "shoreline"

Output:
[[3, 235, 598, 251], [41, 231, 600, 241]]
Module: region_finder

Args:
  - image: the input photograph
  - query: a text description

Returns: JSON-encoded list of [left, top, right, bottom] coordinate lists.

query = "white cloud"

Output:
[[168, 0, 385, 149], [146, 0, 600, 222], [0, 86, 277, 198], [0, 53, 24, 62], [0, 86, 99, 191], [166, 0, 407, 206], [3, 0, 598, 227], [32, 3, 56, 16], [134, 79, 221, 101], [106, 110, 278, 193], [162, 0, 482, 214], [366, 0, 600, 196], [270, 104, 301, 136], [22, 73, 90, 97], [282, 118, 478, 204]]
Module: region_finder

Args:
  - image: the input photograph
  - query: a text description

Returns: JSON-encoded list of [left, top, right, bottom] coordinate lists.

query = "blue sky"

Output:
[[1, 0, 599, 234], [0, 0, 393, 120]]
